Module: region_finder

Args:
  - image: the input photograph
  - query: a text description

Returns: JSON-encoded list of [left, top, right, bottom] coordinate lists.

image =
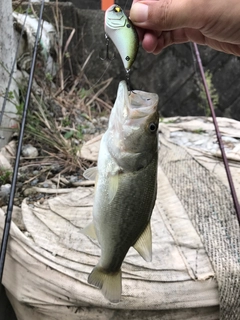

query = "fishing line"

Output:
[[90, 59, 113, 89], [0, 0, 46, 282], [86, 18, 114, 91], [193, 42, 240, 227], [189, 42, 198, 77], [123, 0, 130, 10], [0, 1, 31, 128]]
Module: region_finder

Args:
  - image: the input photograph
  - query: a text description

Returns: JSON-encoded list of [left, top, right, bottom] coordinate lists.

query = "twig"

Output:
[[193, 42, 240, 226]]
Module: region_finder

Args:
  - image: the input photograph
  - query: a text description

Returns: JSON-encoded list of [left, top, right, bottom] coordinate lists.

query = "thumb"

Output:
[[130, 0, 202, 31]]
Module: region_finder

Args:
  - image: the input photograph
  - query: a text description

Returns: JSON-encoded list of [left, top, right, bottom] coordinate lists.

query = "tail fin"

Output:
[[88, 266, 122, 303]]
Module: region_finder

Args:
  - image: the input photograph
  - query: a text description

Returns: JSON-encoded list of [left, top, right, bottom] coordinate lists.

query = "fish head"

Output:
[[107, 81, 159, 171]]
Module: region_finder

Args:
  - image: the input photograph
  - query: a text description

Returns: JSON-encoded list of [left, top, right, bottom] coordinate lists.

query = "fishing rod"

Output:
[[0, 0, 46, 282], [193, 42, 240, 227]]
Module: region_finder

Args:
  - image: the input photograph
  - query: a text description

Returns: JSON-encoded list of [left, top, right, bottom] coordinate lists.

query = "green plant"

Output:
[[16, 102, 24, 115], [75, 125, 84, 140], [192, 128, 206, 134], [198, 70, 219, 116], [64, 124, 83, 140], [45, 72, 53, 82], [0, 168, 12, 184], [61, 116, 71, 127], [13, 4, 32, 15], [8, 91, 15, 100], [78, 88, 92, 99], [161, 118, 178, 124]]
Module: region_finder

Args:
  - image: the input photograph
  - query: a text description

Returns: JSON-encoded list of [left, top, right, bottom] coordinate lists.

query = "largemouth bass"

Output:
[[83, 81, 159, 303]]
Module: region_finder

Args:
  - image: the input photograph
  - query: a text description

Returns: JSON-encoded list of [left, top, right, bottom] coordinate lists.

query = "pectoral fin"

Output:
[[82, 221, 97, 240], [108, 174, 119, 203], [133, 223, 152, 262], [83, 167, 98, 181]]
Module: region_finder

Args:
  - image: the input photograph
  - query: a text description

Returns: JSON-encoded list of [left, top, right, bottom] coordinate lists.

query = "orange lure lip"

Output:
[[101, 0, 114, 11]]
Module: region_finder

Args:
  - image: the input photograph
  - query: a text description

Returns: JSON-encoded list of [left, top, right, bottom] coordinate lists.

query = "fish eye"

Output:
[[114, 6, 122, 12], [148, 122, 158, 133]]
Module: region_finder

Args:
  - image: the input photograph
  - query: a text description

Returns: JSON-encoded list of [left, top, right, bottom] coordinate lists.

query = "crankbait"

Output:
[[104, 4, 139, 87]]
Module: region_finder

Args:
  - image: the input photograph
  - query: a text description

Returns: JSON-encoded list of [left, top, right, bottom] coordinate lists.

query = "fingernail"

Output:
[[130, 3, 148, 23]]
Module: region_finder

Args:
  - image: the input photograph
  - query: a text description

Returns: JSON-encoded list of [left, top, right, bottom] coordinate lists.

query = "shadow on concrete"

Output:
[[0, 284, 17, 320]]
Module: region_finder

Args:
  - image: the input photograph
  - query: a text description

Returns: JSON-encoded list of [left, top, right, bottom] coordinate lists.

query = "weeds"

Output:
[[192, 128, 206, 134], [198, 70, 219, 117], [0, 168, 11, 185], [160, 118, 178, 124], [10, 1, 113, 175]]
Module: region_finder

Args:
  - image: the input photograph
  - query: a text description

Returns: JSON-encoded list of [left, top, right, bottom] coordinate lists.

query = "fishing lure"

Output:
[[104, 4, 139, 85]]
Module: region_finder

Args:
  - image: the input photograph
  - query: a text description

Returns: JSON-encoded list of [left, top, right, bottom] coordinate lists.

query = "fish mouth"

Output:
[[117, 81, 159, 120]]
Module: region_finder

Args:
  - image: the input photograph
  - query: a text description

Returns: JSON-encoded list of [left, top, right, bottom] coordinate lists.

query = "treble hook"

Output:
[[99, 34, 115, 61], [126, 69, 132, 91]]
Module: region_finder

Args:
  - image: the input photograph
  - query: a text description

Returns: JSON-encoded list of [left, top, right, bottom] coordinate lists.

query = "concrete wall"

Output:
[[15, 1, 240, 120], [50, 0, 132, 10], [43, 2, 240, 120]]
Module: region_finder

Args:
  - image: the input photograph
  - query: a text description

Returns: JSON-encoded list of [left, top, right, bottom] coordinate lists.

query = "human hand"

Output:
[[130, 0, 240, 56]]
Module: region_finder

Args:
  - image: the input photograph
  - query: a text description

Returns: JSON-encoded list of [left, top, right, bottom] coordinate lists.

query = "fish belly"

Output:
[[94, 154, 157, 272]]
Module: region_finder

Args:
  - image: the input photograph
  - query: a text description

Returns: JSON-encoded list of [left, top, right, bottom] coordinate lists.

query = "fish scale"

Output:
[[96, 157, 158, 272]]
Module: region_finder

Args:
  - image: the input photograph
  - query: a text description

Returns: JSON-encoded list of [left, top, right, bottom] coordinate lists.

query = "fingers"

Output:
[[130, 0, 204, 31], [141, 28, 240, 56], [130, 0, 240, 56], [141, 31, 159, 52], [141, 29, 191, 53]]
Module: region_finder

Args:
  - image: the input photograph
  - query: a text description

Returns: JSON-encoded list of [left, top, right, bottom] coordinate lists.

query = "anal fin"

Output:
[[82, 221, 97, 240], [133, 222, 152, 262]]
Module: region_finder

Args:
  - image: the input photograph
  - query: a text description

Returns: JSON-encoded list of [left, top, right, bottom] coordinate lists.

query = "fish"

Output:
[[83, 81, 159, 303], [104, 5, 139, 71]]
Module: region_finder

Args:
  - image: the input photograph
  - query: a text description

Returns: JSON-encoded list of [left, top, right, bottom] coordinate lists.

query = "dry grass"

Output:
[[17, 59, 112, 174], [13, 2, 113, 175]]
